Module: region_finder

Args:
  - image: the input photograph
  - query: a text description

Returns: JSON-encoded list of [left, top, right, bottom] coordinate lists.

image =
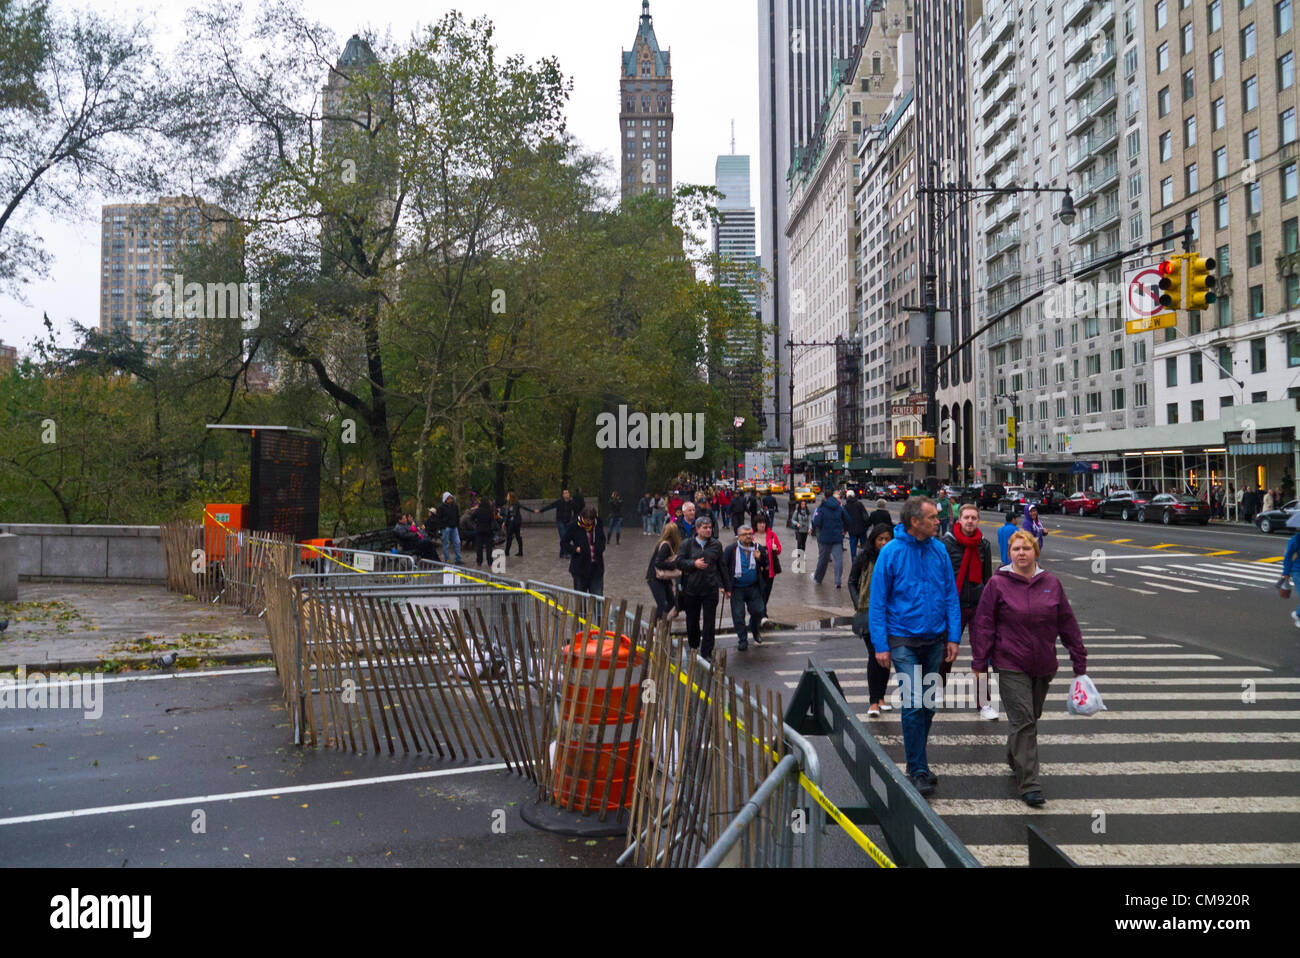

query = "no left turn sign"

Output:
[[1124, 265, 1175, 333]]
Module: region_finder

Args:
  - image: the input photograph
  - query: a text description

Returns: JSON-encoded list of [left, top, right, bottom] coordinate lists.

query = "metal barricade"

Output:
[[296, 544, 416, 576]]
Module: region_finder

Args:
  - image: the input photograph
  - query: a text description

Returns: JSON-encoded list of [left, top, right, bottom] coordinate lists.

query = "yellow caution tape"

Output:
[[202, 511, 893, 866]]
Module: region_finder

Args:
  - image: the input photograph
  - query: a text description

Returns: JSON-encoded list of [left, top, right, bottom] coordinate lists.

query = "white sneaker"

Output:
[[979, 704, 1000, 721]]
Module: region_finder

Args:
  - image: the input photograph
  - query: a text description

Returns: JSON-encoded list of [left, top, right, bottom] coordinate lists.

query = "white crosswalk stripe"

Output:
[[782, 625, 1300, 866]]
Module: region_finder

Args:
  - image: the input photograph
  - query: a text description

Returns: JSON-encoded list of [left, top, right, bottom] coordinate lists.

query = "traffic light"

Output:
[[1185, 254, 1217, 310], [1157, 255, 1184, 311], [893, 437, 935, 462], [1006, 416, 1017, 449]]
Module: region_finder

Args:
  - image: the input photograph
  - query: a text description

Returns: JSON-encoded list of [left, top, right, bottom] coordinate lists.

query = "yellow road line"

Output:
[[1204, 550, 1238, 557], [1111, 539, 1133, 544]]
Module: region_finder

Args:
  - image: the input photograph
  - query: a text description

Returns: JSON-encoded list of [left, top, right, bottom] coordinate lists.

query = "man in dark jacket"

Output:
[[674, 514, 724, 659], [761, 490, 778, 528], [941, 502, 997, 719], [720, 523, 769, 651], [843, 491, 869, 562], [536, 490, 577, 558], [730, 492, 749, 532], [811, 493, 849, 588], [470, 496, 499, 569], [437, 493, 462, 564], [867, 498, 892, 530], [563, 506, 606, 595]]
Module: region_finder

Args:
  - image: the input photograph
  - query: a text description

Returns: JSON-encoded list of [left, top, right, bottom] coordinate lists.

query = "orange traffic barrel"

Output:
[[552, 630, 644, 813], [299, 538, 334, 563]]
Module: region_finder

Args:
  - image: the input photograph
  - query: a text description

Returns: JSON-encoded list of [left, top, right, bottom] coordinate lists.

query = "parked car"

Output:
[[970, 483, 1007, 509], [1255, 499, 1299, 534], [1031, 490, 1066, 514], [1098, 489, 1159, 521], [1138, 493, 1211, 525], [995, 486, 1031, 515], [1060, 491, 1103, 516]]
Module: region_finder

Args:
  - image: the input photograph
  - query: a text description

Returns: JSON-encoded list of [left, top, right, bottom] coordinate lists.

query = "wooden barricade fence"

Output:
[[160, 520, 222, 602]]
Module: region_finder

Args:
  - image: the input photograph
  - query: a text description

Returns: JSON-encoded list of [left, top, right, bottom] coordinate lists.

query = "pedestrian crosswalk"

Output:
[[1074, 557, 1285, 596], [772, 623, 1300, 866]]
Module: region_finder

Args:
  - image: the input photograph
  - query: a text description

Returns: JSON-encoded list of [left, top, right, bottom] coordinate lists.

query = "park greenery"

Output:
[[0, 0, 769, 534]]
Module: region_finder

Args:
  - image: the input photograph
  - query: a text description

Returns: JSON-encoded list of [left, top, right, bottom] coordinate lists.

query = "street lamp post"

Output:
[[914, 173, 1075, 487]]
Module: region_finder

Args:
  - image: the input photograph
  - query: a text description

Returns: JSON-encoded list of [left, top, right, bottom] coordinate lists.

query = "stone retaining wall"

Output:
[[0, 524, 165, 584]]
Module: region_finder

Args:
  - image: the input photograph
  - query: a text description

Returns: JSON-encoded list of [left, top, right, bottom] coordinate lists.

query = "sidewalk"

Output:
[[0, 582, 267, 671]]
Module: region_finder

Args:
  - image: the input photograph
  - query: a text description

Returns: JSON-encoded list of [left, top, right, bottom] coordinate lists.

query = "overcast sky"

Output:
[[0, 0, 760, 356]]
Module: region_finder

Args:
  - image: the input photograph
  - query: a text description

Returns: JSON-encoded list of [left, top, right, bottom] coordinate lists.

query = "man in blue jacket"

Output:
[[811, 492, 849, 588], [997, 511, 1017, 566], [868, 497, 962, 797]]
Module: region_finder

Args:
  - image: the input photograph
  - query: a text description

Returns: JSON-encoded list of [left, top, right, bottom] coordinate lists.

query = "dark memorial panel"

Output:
[[249, 432, 321, 541]]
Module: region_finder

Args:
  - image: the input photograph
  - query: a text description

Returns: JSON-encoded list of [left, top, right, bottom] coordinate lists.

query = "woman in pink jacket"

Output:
[[970, 530, 1087, 808]]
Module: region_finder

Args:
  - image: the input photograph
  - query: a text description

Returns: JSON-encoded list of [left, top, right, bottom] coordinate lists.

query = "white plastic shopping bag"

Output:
[[1067, 674, 1106, 716]]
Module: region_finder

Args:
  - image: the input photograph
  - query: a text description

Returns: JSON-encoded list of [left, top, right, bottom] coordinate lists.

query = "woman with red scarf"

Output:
[[941, 503, 997, 719]]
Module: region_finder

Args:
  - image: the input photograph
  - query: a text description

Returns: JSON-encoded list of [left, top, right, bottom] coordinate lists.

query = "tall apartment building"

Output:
[[758, 0, 877, 450], [620, 1, 674, 201], [857, 42, 919, 463], [916, 0, 979, 484], [98, 196, 232, 354], [712, 151, 764, 426], [966, 0, 1153, 487], [786, 3, 904, 470], [714, 151, 759, 314], [0, 339, 17, 374], [1145, 0, 1299, 417]]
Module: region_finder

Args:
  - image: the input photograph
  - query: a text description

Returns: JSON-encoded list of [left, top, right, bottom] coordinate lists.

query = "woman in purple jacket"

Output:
[[970, 530, 1087, 808]]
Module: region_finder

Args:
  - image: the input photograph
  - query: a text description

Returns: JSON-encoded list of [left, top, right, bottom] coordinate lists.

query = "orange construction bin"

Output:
[[553, 630, 644, 812], [203, 504, 247, 562], [299, 538, 334, 563]]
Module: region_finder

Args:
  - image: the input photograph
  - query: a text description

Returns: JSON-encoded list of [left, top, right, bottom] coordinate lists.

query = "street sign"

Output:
[[1017, 457, 1024, 469], [1124, 265, 1175, 334], [783, 463, 791, 475], [890, 404, 926, 416]]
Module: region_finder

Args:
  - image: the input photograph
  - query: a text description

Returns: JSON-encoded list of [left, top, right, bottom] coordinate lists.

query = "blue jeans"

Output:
[[729, 581, 765, 644], [890, 641, 945, 778], [653, 513, 665, 534], [642, 514, 653, 533], [847, 534, 862, 562], [609, 516, 623, 542], [441, 527, 461, 564], [556, 520, 569, 555]]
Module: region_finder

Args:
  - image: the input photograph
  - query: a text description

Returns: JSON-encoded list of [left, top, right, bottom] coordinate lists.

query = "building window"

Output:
[[1247, 181, 1263, 215], [1249, 231, 1264, 267], [1251, 337, 1268, 373], [1087, 354, 1102, 375], [1219, 344, 1234, 378], [1288, 330, 1300, 366], [1245, 75, 1261, 112], [1214, 146, 1228, 180], [1285, 217, 1300, 252], [1128, 129, 1142, 158], [1283, 108, 1298, 145], [1155, 0, 1168, 28], [1134, 340, 1147, 365], [1285, 275, 1300, 309], [1135, 382, 1148, 406], [1216, 195, 1230, 229], [1087, 392, 1103, 413], [1245, 127, 1260, 160], [1183, 68, 1196, 101], [1212, 96, 1226, 130], [1252, 390, 1269, 403], [1186, 162, 1199, 194], [1184, 114, 1197, 146], [1279, 0, 1294, 34], [1212, 46, 1225, 81], [1167, 403, 1180, 423], [1182, 21, 1195, 54], [1111, 347, 1124, 370], [1283, 162, 1299, 201], [1217, 294, 1233, 327], [1166, 356, 1178, 386], [1158, 42, 1170, 72], [1160, 130, 1174, 161], [1161, 176, 1175, 206], [1210, 0, 1223, 30], [1158, 86, 1171, 117], [1250, 286, 1265, 319], [1282, 51, 1296, 90], [1242, 23, 1256, 60], [1190, 352, 1204, 383], [1191, 399, 1205, 421]]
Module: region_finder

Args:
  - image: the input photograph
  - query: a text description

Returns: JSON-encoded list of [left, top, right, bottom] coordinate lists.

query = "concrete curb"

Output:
[[0, 651, 274, 673]]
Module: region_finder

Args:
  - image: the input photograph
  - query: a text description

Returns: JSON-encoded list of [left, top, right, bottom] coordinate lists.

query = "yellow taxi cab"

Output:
[[810, 483, 822, 495], [794, 486, 816, 502], [756, 482, 771, 495], [770, 482, 786, 494]]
